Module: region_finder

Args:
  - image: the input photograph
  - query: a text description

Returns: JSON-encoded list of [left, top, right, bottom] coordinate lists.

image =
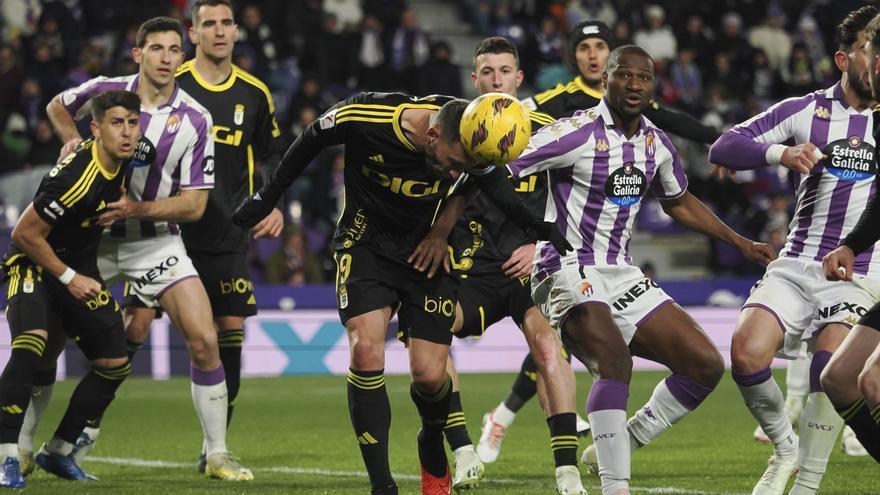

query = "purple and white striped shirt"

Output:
[[709, 83, 877, 277], [509, 99, 688, 276], [60, 74, 214, 239]]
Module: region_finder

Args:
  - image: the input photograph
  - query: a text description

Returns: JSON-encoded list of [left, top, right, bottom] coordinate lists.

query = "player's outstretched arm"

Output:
[[46, 95, 83, 159], [234, 117, 343, 230], [98, 187, 209, 224], [660, 191, 776, 266], [643, 102, 720, 145], [471, 166, 572, 255], [11, 205, 102, 300]]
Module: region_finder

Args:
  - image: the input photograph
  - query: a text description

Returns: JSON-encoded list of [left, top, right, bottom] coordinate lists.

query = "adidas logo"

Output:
[[1, 405, 23, 414], [368, 154, 384, 163], [357, 432, 378, 445]]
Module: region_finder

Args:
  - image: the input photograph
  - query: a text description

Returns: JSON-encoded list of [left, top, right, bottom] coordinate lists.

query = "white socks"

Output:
[[19, 384, 54, 453], [792, 392, 844, 491], [191, 365, 229, 456], [492, 402, 516, 428], [628, 379, 692, 447], [736, 373, 798, 455], [589, 409, 630, 495]]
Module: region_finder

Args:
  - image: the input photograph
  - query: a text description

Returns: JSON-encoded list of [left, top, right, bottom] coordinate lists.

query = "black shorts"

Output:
[[4, 261, 126, 360], [335, 246, 458, 345], [858, 300, 880, 331], [188, 251, 257, 318], [456, 273, 535, 338]]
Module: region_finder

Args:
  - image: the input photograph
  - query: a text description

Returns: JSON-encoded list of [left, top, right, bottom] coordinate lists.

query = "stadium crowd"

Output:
[[0, 0, 855, 283]]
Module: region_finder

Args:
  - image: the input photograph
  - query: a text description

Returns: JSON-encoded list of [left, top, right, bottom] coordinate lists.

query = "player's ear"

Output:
[[833, 51, 848, 72], [515, 69, 524, 88], [90, 119, 100, 139], [131, 46, 142, 64], [188, 26, 198, 45]]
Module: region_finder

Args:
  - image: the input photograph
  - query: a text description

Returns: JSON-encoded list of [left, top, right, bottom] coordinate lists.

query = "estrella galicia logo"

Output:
[[823, 136, 875, 182], [605, 162, 647, 207]]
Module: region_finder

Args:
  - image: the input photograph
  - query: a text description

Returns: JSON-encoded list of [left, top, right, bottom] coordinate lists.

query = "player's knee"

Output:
[[93, 357, 131, 377], [349, 337, 384, 370], [690, 346, 724, 387], [857, 364, 880, 400], [186, 332, 219, 367], [730, 333, 770, 373], [530, 330, 562, 372]]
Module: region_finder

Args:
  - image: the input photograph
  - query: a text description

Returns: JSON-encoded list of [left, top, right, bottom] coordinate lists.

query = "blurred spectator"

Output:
[[714, 12, 754, 73], [0, 45, 24, 116], [283, 75, 335, 133], [354, 14, 387, 90], [565, 0, 617, 31], [781, 42, 818, 97], [284, 0, 324, 68], [676, 14, 713, 66], [745, 49, 780, 106], [532, 17, 564, 68], [324, 0, 364, 33], [264, 225, 324, 285], [669, 48, 702, 112], [752, 192, 792, 252], [364, 0, 407, 33], [794, 15, 832, 83], [705, 51, 746, 98], [63, 42, 105, 88], [25, 41, 63, 96], [238, 4, 279, 80], [747, 7, 792, 71], [0, 113, 29, 171], [389, 8, 430, 93], [23, 118, 60, 168], [611, 20, 632, 47], [29, 13, 66, 66], [17, 76, 44, 129], [113, 24, 139, 74], [316, 14, 355, 90], [491, 4, 528, 48], [289, 106, 318, 138], [633, 5, 676, 61], [418, 40, 462, 97], [1, 0, 41, 40]]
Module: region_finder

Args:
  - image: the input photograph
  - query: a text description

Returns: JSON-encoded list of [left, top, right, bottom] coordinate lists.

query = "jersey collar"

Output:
[[575, 76, 604, 100], [91, 140, 120, 180], [597, 98, 648, 137], [127, 73, 183, 110]]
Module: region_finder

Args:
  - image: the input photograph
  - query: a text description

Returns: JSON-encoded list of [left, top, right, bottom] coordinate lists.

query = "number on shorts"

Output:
[[337, 253, 353, 284]]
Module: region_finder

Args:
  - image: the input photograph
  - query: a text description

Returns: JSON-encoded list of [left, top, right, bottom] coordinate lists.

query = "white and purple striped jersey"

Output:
[[60, 74, 214, 239], [709, 83, 877, 277], [508, 99, 688, 277]]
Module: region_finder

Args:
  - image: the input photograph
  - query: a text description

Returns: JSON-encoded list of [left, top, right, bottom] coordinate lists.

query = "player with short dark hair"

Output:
[[710, 6, 879, 491], [0, 90, 140, 487], [513, 45, 774, 495], [36, 16, 253, 481], [820, 7, 880, 465], [232, 91, 569, 495]]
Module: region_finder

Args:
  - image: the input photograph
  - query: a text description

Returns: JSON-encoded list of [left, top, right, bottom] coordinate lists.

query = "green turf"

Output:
[[20, 371, 874, 494]]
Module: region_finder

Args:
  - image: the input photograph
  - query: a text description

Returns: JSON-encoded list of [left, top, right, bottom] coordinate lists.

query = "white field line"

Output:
[[88, 456, 747, 495]]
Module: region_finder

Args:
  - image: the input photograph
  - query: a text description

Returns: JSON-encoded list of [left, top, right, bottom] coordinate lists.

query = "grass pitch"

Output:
[[22, 371, 875, 494]]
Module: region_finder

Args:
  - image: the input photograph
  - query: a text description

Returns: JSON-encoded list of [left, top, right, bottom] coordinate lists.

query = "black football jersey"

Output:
[[175, 61, 282, 254], [4, 139, 125, 274], [448, 111, 552, 276], [304, 92, 458, 260]]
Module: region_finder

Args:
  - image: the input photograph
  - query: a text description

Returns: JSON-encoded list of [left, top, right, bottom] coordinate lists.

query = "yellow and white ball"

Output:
[[459, 93, 531, 164]]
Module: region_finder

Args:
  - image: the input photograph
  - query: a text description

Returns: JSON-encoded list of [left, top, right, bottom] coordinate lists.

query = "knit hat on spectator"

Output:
[[568, 20, 614, 68]]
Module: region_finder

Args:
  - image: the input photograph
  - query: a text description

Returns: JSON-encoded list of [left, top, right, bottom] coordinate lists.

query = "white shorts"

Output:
[[97, 235, 199, 308], [531, 264, 673, 344], [745, 257, 880, 358]]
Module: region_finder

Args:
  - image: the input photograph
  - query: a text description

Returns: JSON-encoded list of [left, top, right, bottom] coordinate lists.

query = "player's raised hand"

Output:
[[59, 138, 83, 161], [98, 186, 130, 226], [780, 143, 825, 174], [502, 243, 536, 278], [67, 273, 102, 300], [740, 241, 777, 266], [408, 234, 450, 278], [823, 245, 855, 281], [528, 221, 573, 256], [251, 208, 284, 239]]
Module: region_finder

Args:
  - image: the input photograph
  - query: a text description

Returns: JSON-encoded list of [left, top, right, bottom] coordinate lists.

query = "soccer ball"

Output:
[[459, 93, 531, 165]]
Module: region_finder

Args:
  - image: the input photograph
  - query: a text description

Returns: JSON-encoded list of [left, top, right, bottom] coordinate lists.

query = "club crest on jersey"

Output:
[[166, 115, 181, 134], [814, 107, 831, 120], [823, 136, 875, 182], [605, 162, 647, 208], [234, 104, 245, 125], [579, 281, 593, 296]]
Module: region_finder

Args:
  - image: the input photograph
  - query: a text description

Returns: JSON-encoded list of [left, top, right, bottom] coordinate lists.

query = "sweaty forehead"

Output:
[[613, 53, 652, 72]]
